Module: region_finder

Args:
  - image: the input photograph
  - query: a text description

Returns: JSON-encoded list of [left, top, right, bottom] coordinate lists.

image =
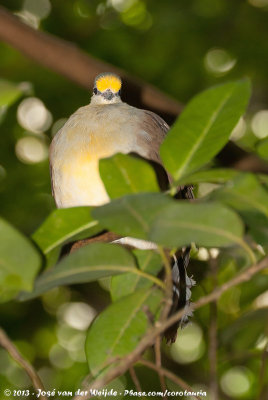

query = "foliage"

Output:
[[160, 80, 250, 183]]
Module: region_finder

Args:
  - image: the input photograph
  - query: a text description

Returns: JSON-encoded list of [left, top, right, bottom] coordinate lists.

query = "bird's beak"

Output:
[[102, 89, 114, 101]]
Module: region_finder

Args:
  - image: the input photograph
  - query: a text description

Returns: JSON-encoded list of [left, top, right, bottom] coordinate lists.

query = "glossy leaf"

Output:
[[0, 218, 41, 302], [99, 153, 159, 199], [160, 80, 251, 182], [32, 207, 101, 254], [149, 202, 244, 248], [93, 193, 174, 240], [19, 243, 137, 300], [111, 250, 162, 301], [178, 168, 239, 186], [85, 287, 163, 376]]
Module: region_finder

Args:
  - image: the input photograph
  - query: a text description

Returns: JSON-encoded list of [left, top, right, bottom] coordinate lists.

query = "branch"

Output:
[[139, 360, 202, 400], [0, 6, 181, 119], [129, 366, 142, 392], [73, 255, 268, 399], [0, 6, 267, 172], [154, 336, 167, 397], [0, 327, 47, 400]]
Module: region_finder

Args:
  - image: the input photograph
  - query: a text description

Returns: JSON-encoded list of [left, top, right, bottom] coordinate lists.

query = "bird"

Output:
[[49, 72, 194, 343]]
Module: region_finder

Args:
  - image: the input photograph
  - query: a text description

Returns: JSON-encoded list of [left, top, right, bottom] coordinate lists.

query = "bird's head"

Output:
[[91, 73, 122, 104]]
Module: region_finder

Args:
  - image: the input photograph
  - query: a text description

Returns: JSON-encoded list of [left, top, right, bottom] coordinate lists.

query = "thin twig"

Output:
[[155, 336, 167, 397], [208, 255, 218, 400], [72, 256, 268, 399], [0, 328, 47, 400], [139, 360, 202, 400], [129, 366, 142, 392]]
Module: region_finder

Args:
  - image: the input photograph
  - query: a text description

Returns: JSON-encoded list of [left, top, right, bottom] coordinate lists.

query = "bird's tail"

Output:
[[164, 247, 195, 344]]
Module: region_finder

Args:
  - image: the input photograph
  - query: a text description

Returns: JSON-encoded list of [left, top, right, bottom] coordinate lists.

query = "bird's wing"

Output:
[[138, 109, 169, 163], [137, 109, 195, 343], [137, 109, 194, 199], [129, 109, 170, 190]]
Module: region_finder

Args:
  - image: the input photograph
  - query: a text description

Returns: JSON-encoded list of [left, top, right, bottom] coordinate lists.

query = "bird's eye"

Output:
[[93, 87, 98, 95]]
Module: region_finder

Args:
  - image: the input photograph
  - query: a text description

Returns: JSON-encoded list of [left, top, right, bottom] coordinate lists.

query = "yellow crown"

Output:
[[96, 74, 122, 93]]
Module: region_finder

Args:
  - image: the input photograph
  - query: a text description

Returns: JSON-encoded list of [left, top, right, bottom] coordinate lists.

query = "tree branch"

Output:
[[129, 366, 142, 392], [139, 360, 202, 400], [0, 6, 181, 120], [0, 327, 47, 400], [73, 256, 268, 399], [154, 336, 167, 398], [0, 6, 267, 172]]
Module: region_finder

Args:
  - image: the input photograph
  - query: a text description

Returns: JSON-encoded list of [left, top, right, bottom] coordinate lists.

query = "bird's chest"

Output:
[[52, 126, 130, 208]]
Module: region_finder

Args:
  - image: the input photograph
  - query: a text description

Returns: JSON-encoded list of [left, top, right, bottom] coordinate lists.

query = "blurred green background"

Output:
[[1, 0, 268, 398]]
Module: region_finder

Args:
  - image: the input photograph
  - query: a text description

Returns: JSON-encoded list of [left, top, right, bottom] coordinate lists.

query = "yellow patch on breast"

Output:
[[60, 158, 109, 207], [54, 126, 123, 207]]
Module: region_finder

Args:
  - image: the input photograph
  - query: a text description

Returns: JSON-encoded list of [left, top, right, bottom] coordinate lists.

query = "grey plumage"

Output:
[[49, 73, 194, 343]]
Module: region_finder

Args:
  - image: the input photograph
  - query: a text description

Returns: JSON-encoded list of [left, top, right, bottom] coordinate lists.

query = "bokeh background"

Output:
[[1, 0, 268, 398]]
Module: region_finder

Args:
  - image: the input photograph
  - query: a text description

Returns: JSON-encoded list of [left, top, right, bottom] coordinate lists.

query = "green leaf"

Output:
[[160, 80, 251, 182], [257, 138, 268, 161], [93, 193, 174, 240], [210, 173, 268, 245], [85, 287, 163, 376], [0, 217, 41, 302], [149, 202, 245, 248], [177, 168, 239, 186], [19, 243, 138, 301], [220, 309, 268, 351], [210, 173, 268, 223], [0, 79, 23, 107], [99, 153, 159, 199], [32, 207, 101, 254], [94, 193, 255, 261], [239, 272, 268, 309], [111, 250, 162, 301]]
